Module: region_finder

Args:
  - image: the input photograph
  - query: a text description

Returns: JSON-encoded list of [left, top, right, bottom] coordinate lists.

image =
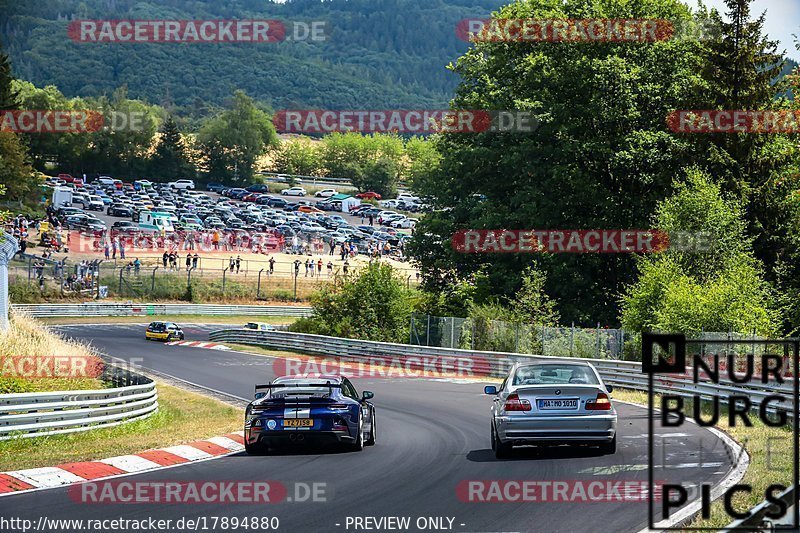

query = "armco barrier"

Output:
[[11, 303, 313, 318], [207, 329, 795, 415], [0, 364, 158, 440]]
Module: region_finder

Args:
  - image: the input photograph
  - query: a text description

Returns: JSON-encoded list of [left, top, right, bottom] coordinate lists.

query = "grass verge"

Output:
[[612, 388, 792, 530], [39, 315, 298, 326], [0, 381, 241, 471]]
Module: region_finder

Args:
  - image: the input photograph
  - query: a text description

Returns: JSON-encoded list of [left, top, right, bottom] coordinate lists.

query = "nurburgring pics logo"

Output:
[[273, 110, 538, 134], [667, 110, 800, 134], [451, 230, 714, 254], [643, 334, 799, 530], [68, 20, 327, 43], [456, 19, 674, 43]]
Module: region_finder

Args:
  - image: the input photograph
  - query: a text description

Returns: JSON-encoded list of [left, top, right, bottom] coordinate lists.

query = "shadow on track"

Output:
[[467, 446, 609, 462]]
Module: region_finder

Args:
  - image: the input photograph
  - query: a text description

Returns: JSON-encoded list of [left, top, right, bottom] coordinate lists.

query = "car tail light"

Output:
[[586, 392, 612, 411], [503, 393, 531, 412], [329, 403, 349, 409]]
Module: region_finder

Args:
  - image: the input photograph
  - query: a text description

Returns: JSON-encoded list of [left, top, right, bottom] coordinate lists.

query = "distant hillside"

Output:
[[0, 0, 505, 115]]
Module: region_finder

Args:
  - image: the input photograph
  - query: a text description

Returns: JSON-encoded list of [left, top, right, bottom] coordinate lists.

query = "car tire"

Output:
[[491, 423, 512, 459], [599, 435, 617, 455], [351, 420, 365, 452], [365, 410, 376, 446]]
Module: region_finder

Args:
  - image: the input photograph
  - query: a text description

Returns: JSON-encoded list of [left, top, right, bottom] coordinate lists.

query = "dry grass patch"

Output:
[[0, 313, 103, 393]]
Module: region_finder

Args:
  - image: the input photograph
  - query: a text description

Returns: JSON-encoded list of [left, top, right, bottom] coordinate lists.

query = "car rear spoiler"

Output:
[[254, 382, 342, 399]]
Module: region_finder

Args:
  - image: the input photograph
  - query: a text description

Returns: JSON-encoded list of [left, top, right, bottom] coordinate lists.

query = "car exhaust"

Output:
[[296, 434, 305, 441], [288, 434, 297, 442]]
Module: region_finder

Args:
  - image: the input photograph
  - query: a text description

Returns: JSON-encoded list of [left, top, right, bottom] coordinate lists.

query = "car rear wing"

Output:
[[255, 382, 342, 399]]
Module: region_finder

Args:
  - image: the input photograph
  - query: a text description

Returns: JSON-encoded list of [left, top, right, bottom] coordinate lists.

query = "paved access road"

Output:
[[0, 323, 734, 533]]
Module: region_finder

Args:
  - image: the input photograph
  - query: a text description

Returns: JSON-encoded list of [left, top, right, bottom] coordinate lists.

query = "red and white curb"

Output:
[[166, 340, 230, 351], [0, 431, 245, 496]]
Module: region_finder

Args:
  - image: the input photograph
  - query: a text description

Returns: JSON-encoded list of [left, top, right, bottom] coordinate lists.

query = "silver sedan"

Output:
[[485, 361, 617, 458]]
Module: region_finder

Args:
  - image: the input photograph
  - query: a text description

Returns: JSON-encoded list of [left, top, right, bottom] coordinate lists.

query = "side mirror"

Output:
[[606, 385, 614, 394], [484, 385, 497, 395], [362, 391, 374, 401]]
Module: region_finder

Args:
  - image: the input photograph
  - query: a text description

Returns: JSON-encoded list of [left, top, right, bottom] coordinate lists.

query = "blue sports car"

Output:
[[244, 375, 376, 454]]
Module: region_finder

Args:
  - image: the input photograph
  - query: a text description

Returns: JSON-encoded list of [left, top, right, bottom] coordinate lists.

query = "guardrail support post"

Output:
[[223, 266, 228, 294], [257, 268, 264, 299], [118, 268, 124, 294], [293, 270, 298, 302], [151, 266, 158, 292]]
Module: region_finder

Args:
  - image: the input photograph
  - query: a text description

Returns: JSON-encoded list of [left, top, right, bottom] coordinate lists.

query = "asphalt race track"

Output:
[[0, 324, 735, 533]]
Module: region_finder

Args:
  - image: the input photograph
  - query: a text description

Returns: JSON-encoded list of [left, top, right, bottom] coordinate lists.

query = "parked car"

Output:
[[246, 184, 270, 193], [281, 187, 307, 197], [314, 188, 337, 198], [168, 179, 195, 190], [355, 191, 382, 200], [206, 182, 227, 193]]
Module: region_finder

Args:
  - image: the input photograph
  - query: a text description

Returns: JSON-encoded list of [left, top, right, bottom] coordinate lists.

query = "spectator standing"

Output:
[[293, 259, 300, 277], [162, 251, 169, 270], [327, 261, 333, 277], [133, 258, 141, 275], [229, 256, 235, 272], [317, 258, 322, 276], [186, 254, 192, 270], [268, 256, 275, 275], [119, 239, 125, 259], [103, 241, 110, 259], [112, 239, 118, 259], [235, 255, 241, 274], [192, 253, 199, 269], [304, 258, 310, 277], [343, 260, 349, 276]]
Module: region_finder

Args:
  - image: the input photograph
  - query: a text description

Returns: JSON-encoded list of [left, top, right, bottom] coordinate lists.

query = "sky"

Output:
[[698, 0, 799, 60]]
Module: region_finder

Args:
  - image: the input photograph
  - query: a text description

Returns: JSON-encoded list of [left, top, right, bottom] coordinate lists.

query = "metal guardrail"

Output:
[[207, 329, 794, 414], [11, 303, 313, 318], [0, 364, 158, 440]]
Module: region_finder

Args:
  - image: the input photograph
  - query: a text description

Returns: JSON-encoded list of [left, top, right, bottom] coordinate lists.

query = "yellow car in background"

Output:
[[145, 321, 185, 341]]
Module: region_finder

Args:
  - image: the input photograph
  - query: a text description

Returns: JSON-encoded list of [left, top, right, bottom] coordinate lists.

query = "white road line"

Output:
[[161, 445, 213, 461], [99, 455, 162, 473]]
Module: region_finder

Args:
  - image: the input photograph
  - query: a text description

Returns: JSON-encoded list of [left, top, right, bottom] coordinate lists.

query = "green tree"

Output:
[[150, 115, 194, 180], [271, 139, 322, 176], [292, 262, 414, 343], [197, 90, 278, 184], [510, 266, 559, 326], [0, 39, 17, 110], [620, 169, 778, 335], [410, 0, 707, 326], [404, 136, 440, 190]]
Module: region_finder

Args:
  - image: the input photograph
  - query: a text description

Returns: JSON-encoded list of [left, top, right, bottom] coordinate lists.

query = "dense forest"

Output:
[[0, 0, 506, 116]]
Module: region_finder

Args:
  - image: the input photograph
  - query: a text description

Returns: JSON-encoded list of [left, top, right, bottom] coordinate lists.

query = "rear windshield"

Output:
[[148, 323, 166, 332], [245, 323, 258, 329], [512, 365, 599, 386]]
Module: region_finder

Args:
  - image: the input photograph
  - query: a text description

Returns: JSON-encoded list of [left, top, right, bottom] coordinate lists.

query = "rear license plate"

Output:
[[284, 419, 313, 427], [538, 399, 578, 410]]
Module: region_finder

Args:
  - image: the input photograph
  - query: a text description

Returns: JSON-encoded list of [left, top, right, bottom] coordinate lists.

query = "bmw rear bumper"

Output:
[[495, 413, 617, 445]]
